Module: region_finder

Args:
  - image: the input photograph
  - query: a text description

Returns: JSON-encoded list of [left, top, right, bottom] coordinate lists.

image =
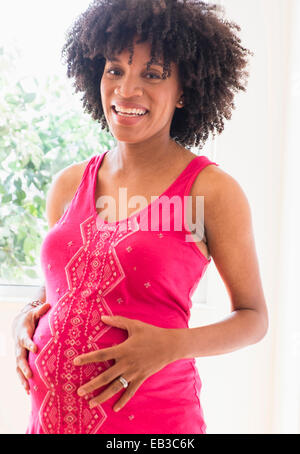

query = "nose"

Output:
[[114, 76, 144, 98]]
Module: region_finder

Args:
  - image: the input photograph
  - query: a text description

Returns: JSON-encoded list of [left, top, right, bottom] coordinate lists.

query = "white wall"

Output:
[[0, 299, 31, 433], [190, 0, 294, 434]]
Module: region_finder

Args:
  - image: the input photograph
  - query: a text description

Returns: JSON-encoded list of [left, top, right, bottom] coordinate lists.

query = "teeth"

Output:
[[118, 112, 145, 117], [114, 105, 147, 116]]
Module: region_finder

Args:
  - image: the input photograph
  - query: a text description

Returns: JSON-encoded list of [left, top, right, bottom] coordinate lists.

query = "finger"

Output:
[[19, 333, 37, 354], [33, 303, 51, 320], [77, 363, 121, 396], [112, 379, 143, 412], [16, 345, 33, 379], [90, 378, 140, 411], [89, 377, 128, 409], [18, 357, 33, 379], [16, 367, 30, 395], [74, 346, 118, 366], [101, 315, 133, 331]]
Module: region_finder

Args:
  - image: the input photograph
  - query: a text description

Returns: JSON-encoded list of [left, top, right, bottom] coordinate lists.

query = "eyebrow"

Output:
[[107, 57, 164, 67]]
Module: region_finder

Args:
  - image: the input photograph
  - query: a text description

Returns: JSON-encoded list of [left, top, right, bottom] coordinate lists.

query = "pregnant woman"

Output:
[[12, 0, 268, 434]]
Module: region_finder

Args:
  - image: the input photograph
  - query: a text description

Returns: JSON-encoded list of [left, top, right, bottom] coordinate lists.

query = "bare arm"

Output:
[[167, 167, 268, 361]]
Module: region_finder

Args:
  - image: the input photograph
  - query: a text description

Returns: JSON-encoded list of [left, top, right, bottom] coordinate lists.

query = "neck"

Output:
[[108, 137, 184, 177]]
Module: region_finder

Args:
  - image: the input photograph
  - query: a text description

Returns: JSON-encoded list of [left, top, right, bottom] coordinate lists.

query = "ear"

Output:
[[176, 95, 184, 109]]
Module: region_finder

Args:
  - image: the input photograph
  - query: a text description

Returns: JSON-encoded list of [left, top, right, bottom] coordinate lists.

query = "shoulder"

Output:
[[191, 161, 254, 260], [46, 157, 91, 227], [179, 150, 250, 219], [50, 158, 91, 201], [191, 161, 249, 211], [54, 158, 91, 189]]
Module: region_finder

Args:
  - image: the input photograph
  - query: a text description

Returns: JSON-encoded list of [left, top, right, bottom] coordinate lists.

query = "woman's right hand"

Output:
[[13, 303, 51, 394]]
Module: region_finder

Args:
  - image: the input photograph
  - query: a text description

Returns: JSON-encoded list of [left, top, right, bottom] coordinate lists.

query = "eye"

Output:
[[106, 67, 161, 80], [106, 68, 121, 77], [145, 73, 161, 80]]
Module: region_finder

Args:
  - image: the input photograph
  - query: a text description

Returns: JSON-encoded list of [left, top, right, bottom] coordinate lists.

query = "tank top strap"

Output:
[[166, 154, 219, 245], [167, 154, 220, 197]]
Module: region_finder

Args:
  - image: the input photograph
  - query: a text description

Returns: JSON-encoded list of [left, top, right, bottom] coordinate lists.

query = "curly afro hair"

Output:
[[61, 0, 253, 150]]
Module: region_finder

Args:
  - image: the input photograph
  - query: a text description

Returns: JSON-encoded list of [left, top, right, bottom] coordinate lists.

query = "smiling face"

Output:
[[100, 37, 184, 145]]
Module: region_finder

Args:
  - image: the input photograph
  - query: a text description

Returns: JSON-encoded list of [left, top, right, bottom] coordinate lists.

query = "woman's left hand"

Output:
[[73, 315, 177, 412]]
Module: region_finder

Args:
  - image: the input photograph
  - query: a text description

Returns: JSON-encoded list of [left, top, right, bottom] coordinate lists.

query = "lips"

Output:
[[111, 105, 149, 125]]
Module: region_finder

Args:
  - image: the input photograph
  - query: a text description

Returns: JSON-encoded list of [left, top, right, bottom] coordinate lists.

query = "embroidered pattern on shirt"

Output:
[[35, 215, 139, 434]]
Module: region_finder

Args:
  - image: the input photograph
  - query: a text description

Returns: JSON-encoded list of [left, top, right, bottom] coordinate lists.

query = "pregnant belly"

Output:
[[27, 305, 128, 434], [26, 296, 197, 434]]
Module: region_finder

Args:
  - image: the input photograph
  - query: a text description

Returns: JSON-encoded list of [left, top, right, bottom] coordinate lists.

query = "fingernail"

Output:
[[78, 388, 86, 396], [89, 401, 97, 409]]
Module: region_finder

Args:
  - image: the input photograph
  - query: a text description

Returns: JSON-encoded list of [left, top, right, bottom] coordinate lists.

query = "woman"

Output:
[[12, 0, 268, 434]]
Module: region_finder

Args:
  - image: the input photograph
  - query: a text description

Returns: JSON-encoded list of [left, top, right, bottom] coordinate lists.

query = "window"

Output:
[[0, 0, 217, 296], [0, 0, 115, 288]]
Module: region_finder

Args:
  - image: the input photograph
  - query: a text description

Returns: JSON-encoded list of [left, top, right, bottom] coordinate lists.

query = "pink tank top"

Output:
[[27, 150, 219, 434]]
